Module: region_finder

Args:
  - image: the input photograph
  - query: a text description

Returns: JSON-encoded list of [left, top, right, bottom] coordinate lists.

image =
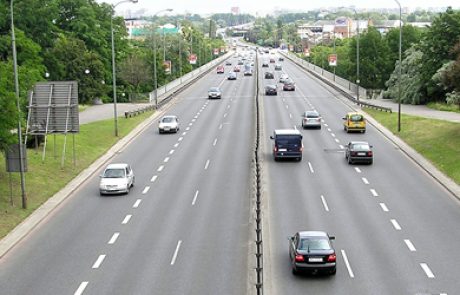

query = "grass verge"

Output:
[[0, 112, 153, 239], [364, 109, 460, 185], [427, 102, 460, 113]]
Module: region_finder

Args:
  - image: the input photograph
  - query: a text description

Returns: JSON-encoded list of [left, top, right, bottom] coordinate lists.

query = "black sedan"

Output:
[[289, 231, 336, 275], [265, 84, 277, 95], [345, 141, 373, 164], [264, 71, 274, 79]]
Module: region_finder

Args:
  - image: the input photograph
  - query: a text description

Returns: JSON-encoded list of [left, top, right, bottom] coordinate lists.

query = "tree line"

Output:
[[0, 0, 225, 150]]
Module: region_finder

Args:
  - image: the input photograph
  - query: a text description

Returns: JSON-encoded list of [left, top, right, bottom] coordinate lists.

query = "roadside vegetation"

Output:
[[0, 112, 152, 239], [365, 109, 460, 185]]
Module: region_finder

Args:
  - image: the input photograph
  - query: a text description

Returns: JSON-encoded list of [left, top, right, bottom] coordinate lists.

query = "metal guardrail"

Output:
[[281, 51, 392, 113]]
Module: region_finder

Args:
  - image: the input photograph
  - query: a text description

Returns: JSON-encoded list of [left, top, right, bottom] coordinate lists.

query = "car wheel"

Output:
[[330, 268, 337, 275], [131, 177, 135, 187], [348, 157, 353, 165], [292, 265, 299, 275], [297, 157, 302, 162], [362, 130, 366, 133], [368, 160, 373, 165], [159, 129, 162, 134]]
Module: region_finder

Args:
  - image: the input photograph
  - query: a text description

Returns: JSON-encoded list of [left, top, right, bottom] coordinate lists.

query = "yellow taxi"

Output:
[[342, 112, 366, 133]]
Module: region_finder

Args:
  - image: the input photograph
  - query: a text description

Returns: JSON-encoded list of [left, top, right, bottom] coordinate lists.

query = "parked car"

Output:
[[301, 111, 321, 129], [289, 231, 336, 275], [227, 71, 237, 80], [265, 71, 274, 79], [345, 141, 373, 164], [265, 84, 278, 95], [270, 129, 303, 161], [158, 115, 179, 133], [216, 65, 225, 74], [283, 80, 296, 91], [99, 163, 134, 195], [208, 87, 222, 99], [343, 112, 366, 133]]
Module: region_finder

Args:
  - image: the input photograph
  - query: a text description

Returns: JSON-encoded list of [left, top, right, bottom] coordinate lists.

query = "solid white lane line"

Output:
[[370, 189, 378, 197], [320, 195, 330, 212], [379, 203, 389, 212], [213, 138, 218, 146], [355, 167, 361, 173], [404, 239, 416, 252], [142, 186, 150, 194], [108, 232, 120, 244], [133, 199, 142, 208], [308, 162, 314, 173], [164, 157, 170, 163], [420, 263, 435, 278], [169, 149, 175, 155], [178, 137, 183, 141], [391, 219, 402, 230], [170, 240, 182, 265], [331, 133, 336, 137], [74, 282, 88, 295], [150, 175, 158, 182], [182, 132, 187, 136], [157, 166, 164, 172], [174, 143, 179, 148], [92, 255, 106, 269], [204, 159, 210, 170], [341, 250, 355, 278], [192, 190, 199, 205], [362, 177, 369, 184], [122, 215, 132, 224]]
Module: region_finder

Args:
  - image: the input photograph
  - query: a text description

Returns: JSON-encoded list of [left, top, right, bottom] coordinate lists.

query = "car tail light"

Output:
[[274, 146, 278, 152], [295, 254, 304, 262], [300, 144, 304, 152], [351, 151, 357, 156], [327, 253, 336, 262], [368, 151, 373, 156]]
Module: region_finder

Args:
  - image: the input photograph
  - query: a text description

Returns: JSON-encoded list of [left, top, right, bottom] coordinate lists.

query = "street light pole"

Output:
[[395, 0, 402, 132], [10, 0, 27, 209], [111, 0, 138, 137], [152, 8, 173, 107], [352, 8, 360, 101]]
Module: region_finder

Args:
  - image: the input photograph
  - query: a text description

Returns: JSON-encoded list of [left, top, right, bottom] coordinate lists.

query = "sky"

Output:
[[97, 0, 459, 16]]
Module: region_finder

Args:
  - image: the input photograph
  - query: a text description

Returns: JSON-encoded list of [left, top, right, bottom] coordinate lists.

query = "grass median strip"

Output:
[[0, 112, 152, 239], [365, 109, 460, 185]]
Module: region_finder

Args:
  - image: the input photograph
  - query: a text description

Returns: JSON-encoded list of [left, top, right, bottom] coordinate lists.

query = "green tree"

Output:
[[385, 25, 422, 67]]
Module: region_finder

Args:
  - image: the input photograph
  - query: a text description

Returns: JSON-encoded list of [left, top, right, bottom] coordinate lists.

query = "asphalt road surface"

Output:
[[0, 48, 459, 295]]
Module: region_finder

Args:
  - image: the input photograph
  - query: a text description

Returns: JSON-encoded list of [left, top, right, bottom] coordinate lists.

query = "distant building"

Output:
[[231, 7, 240, 15]]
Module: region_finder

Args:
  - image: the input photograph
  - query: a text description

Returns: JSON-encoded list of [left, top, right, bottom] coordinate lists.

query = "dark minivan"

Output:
[[270, 129, 303, 161]]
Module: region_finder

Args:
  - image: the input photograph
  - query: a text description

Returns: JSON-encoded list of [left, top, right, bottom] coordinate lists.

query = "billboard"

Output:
[[303, 47, 310, 57], [328, 54, 337, 66], [189, 54, 197, 64], [163, 60, 171, 74]]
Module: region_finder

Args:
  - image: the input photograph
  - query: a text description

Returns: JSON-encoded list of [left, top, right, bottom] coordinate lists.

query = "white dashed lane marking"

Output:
[[74, 282, 88, 295], [192, 190, 199, 205], [391, 219, 402, 230], [404, 239, 416, 252], [341, 250, 355, 278], [174, 143, 179, 147], [122, 215, 132, 225], [150, 175, 158, 182], [213, 138, 218, 146], [362, 177, 369, 184], [420, 263, 435, 278], [370, 189, 378, 197], [355, 167, 361, 173], [142, 186, 150, 194], [164, 157, 169, 163], [320, 195, 330, 212], [108, 232, 120, 244], [308, 162, 314, 173], [204, 160, 210, 170], [92, 254, 106, 269], [379, 203, 389, 212], [170, 240, 182, 265], [169, 149, 175, 155], [133, 199, 142, 208], [157, 166, 164, 172]]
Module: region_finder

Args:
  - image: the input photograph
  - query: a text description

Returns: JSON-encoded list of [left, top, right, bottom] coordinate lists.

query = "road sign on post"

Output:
[[189, 54, 197, 64], [163, 60, 171, 74], [328, 54, 337, 66], [213, 48, 219, 55], [303, 47, 310, 57]]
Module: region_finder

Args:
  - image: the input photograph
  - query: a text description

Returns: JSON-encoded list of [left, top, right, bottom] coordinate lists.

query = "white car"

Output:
[[279, 73, 289, 83], [99, 163, 134, 195], [158, 115, 179, 133]]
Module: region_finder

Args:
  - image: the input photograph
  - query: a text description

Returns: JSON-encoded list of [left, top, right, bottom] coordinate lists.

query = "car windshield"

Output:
[[298, 238, 331, 251], [350, 114, 364, 121], [276, 135, 301, 146], [103, 168, 126, 178], [209, 87, 219, 92], [162, 117, 175, 123]]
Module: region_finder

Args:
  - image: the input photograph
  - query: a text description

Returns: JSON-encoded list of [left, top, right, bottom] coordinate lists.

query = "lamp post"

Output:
[[351, 8, 360, 101], [395, 0, 402, 132], [10, 0, 27, 209], [111, 0, 138, 137], [153, 8, 173, 107]]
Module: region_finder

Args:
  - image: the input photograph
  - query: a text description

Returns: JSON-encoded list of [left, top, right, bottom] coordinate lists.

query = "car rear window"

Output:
[[305, 112, 319, 118], [350, 114, 364, 121], [104, 168, 126, 178], [162, 117, 174, 123], [276, 135, 301, 145], [299, 238, 331, 250], [352, 143, 370, 150]]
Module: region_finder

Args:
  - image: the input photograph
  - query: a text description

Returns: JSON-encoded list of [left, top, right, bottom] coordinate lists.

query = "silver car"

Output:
[[208, 87, 222, 99], [99, 163, 134, 195], [301, 111, 322, 129], [158, 115, 179, 133]]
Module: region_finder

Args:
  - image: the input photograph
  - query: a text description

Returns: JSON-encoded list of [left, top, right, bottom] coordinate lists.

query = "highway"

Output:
[[0, 47, 459, 295]]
